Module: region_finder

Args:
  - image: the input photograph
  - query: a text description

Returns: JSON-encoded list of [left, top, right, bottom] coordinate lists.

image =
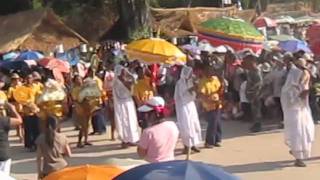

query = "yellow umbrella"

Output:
[[43, 165, 124, 180], [125, 38, 186, 65]]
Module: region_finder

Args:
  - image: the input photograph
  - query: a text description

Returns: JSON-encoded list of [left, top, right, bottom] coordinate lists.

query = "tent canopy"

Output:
[[0, 9, 87, 53]]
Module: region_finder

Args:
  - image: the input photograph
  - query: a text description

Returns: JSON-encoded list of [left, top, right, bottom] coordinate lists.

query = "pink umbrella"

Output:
[[38, 57, 70, 84], [254, 17, 277, 28], [38, 57, 70, 73]]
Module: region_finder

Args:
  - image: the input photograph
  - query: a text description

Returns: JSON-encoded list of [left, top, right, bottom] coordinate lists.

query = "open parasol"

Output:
[[278, 40, 311, 53], [125, 38, 186, 65], [15, 50, 44, 61], [114, 160, 239, 180], [198, 17, 264, 43], [197, 17, 264, 53], [44, 165, 124, 180], [38, 57, 70, 73]]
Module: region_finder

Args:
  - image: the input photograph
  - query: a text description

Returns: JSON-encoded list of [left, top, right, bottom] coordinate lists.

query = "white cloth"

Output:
[[174, 66, 202, 147], [239, 81, 249, 103], [264, 68, 286, 98], [113, 77, 140, 143], [281, 65, 315, 160], [0, 159, 11, 176]]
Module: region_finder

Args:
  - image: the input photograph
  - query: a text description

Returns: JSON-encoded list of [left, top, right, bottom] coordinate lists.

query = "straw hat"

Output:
[[11, 73, 20, 79]]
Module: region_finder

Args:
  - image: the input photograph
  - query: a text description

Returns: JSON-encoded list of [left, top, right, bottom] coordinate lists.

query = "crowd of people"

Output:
[[0, 38, 317, 179]]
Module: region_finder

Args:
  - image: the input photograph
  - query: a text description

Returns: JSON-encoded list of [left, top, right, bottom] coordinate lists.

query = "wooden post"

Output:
[[186, 147, 191, 160]]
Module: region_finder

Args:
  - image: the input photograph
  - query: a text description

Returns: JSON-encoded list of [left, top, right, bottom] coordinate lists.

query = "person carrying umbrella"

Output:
[[137, 96, 179, 163]]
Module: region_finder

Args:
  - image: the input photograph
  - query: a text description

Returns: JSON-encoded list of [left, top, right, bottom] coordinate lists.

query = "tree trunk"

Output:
[[117, 0, 151, 40]]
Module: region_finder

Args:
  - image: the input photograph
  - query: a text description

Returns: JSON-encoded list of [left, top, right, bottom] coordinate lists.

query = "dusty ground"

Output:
[[10, 119, 320, 180]]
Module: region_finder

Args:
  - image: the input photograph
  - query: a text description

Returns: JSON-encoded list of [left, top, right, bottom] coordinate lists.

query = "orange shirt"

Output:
[[133, 76, 155, 105]]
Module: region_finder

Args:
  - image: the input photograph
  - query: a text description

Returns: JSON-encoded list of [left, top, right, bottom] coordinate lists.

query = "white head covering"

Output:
[[138, 96, 165, 112], [114, 65, 124, 76], [180, 66, 193, 79]]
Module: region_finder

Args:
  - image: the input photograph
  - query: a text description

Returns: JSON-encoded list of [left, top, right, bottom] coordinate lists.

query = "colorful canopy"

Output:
[[198, 17, 264, 43], [198, 33, 263, 54], [125, 38, 186, 65], [114, 160, 239, 180], [254, 17, 277, 28], [43, 165, 124, 180]]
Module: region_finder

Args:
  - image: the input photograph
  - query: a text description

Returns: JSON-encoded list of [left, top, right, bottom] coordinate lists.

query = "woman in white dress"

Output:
[[174, 66, 202, 153], [281, 58, 315, 167], [113, 65, 140, 148]]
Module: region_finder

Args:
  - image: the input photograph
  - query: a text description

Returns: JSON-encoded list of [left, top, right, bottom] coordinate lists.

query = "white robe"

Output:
[[113, 77, 140, 143], [174, 78, 202, 147], [281, 65, 315, 160]]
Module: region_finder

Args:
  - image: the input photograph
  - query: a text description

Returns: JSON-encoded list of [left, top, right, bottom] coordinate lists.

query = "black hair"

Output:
[[45, 116, 58, 148]]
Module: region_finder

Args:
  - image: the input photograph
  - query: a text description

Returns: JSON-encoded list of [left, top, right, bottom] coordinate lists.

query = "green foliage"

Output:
[[129, 26, 152, 41], [32, 0, 43, 9]]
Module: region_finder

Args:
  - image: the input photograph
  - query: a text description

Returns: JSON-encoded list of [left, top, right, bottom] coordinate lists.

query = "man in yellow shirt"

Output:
[[32, 71, 44, 98], [7, 73, 23, 142], [198, 65, 224, 148], [22, 74, 40, 151], [133, 66, 156, 129]]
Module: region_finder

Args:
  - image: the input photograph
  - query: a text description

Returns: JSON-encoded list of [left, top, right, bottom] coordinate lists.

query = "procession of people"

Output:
[[0, 20, 318, 180]]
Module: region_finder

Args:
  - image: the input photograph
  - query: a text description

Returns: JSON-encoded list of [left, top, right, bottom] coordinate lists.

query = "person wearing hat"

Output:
[[198, 64, 224, 148], [243, 54, 263, 132], [113, 65, 140, 148], [174, 66, 202, 154], [137, 96, 179, 163], [281, 57, 315, 167], [7, 73, 23, 142]]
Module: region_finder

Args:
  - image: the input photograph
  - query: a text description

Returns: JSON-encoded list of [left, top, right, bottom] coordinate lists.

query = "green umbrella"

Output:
[[198, 17, 264, 42]]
